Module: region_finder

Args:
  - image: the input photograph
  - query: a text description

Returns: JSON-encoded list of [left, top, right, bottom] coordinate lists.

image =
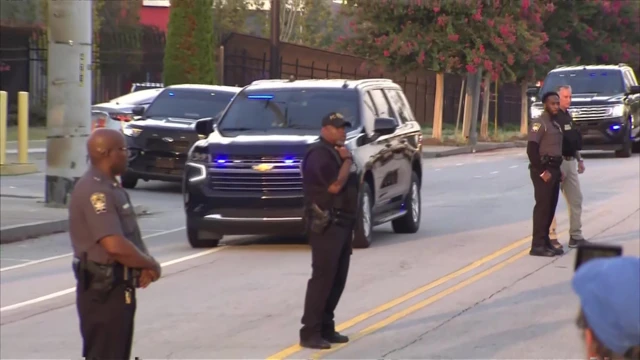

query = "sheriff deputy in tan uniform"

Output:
[[69, 128, 162, 359]]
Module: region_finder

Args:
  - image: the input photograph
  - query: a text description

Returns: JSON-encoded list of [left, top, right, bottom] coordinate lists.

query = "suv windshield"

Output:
[[540, 69, 625, 96], [218, 88, 360, 134], [144, 88, 235, 120]]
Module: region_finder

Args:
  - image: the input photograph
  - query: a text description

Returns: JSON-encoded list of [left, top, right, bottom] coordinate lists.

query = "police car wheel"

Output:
[[392, 172, 421, 234], [120, 173, 138, 189], [352, 182, 373, 249], [187, 224, 221, 248], [615, 127, 632, 158]]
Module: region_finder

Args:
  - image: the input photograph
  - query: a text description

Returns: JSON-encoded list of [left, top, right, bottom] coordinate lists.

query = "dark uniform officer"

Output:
[[527, 92, 565, 257], [69, 128, 160, 359], [299, 112, 358, 350]]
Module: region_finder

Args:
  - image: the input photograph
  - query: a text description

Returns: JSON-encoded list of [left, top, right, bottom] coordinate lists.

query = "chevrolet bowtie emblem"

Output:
[[252, 163, 274, 172]]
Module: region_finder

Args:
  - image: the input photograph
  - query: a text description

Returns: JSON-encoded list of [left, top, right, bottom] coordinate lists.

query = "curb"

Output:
[[422, 141, 526, 159], [0, 205, 150, 244]]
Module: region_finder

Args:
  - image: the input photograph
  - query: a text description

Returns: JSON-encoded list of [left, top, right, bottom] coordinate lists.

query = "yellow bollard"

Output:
[[17, 91, 29, 164], [0, 91, 7, 166], [0, 91, 37, 176]]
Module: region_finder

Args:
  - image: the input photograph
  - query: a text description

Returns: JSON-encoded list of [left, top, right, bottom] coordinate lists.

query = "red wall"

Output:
[[139, 6, 169, 32]]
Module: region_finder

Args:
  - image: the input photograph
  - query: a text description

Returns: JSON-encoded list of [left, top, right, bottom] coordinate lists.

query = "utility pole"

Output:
[[269, 0, 281, 79], [45, 0, 93, 207], [468, 67, 484, 149]]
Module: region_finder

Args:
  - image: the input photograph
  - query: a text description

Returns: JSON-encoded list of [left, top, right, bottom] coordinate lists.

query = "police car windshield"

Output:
[[144, 89, 235, 120], [540, 69, 625, 96], [218, 89, 360, 134]]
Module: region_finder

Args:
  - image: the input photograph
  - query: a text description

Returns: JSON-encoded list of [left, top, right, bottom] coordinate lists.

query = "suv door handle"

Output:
[[399, 139, 407, 144], [385, 143, 392, 148]]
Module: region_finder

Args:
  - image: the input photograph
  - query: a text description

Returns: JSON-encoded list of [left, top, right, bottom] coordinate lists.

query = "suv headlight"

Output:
[[530, 106, 543, 119], [123, 125, 142, 137], [186, 147, 210, 182], [611, 104, 625, 117]]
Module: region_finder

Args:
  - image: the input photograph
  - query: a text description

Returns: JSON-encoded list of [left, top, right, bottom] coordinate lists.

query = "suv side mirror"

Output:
[[627, 85, 640, 95], [195, 118, 215, 136], [373, 117, 397, 136], [131, 106, 145, 116]]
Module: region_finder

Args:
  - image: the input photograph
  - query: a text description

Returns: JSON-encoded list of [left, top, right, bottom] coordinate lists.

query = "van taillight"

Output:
[[110, 113, 132, 122], [92, 116, 107, 131]]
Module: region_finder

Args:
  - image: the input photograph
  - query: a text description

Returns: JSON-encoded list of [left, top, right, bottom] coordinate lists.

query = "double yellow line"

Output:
[[267, 231, 567, 359]]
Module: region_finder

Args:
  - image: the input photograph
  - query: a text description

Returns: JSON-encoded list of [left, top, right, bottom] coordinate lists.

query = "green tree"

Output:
[[0, 0, 41, 24], [252, 0, 340, 48], [539, 0, 640, 70], [163, 0, 217, 86], [212, 0, 251, 39]]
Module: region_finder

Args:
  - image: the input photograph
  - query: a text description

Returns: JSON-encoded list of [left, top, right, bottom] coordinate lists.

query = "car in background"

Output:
[[91, 88, 163, 131], [121, 84, 240, 189], [130, 82, 164, 92], [183, 78, 424, 249], [530, 64, 640, 157]]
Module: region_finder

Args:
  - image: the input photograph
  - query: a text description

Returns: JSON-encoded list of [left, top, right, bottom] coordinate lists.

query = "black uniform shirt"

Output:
[[555, 109, 582, 157], [68, 167, 146, 264], [302, 138, 341, 210]]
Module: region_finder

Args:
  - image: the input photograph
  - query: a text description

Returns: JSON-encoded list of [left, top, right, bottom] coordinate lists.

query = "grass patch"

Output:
[[4, 126, 48, 141], [421, 123, 525, 146]]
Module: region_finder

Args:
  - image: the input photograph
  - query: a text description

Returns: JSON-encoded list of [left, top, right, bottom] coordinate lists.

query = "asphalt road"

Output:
[[1, 148, 638, 359]]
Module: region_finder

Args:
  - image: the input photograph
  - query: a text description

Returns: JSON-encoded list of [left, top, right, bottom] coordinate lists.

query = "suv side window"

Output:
[[385, 89, 414, 124], [361, 92, 377, 130], [369, 89, 397, 125], [624, 70, 638, 86]]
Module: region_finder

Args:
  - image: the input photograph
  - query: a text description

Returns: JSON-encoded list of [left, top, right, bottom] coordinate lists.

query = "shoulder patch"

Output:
[[531, 123, 541, 132], [90, 192, 107, 214]]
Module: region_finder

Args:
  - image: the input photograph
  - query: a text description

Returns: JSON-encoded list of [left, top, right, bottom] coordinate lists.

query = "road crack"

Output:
[[379, 207, 639, 359]]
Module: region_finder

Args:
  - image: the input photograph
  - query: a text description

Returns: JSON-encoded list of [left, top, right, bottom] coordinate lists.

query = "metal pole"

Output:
[[45, 0, 93, 207], [468, 67, 483, 149], [269, 0, 281, 79]]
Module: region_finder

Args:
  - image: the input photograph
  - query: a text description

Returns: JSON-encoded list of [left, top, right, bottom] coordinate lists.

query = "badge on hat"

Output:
[[90, 192, 107, 214], [531, 123, 541, 132]]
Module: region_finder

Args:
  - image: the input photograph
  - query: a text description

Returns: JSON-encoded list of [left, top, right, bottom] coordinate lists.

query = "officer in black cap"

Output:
[[527, 92, 564, 257], [299, 112, 357, 349]]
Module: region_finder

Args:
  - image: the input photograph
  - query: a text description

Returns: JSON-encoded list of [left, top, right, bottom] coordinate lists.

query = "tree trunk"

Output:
[[432, 72, 445, 140], [520, 82, 528, 135], [480, 72, 491, 140], [461, 73, 474, 139]]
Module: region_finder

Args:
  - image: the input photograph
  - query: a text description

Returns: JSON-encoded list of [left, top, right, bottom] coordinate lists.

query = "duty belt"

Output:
[[541, 155, 563, 168], [563, 156, 575, 161]]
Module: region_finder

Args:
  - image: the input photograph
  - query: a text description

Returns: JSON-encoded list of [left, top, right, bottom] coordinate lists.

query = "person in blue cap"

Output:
[[572, 256, 640, 359]]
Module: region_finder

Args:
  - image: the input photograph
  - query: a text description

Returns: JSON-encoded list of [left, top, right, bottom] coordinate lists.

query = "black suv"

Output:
[[530, 64, 640, 157], [183, 78, 424, 249], [121, 84, 240, 188]]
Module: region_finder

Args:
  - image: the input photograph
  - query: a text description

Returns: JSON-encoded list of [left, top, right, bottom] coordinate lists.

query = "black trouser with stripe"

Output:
[[300, 223, 352, 341], [76, 281, 136, 359], [530, 166, 561, 248]]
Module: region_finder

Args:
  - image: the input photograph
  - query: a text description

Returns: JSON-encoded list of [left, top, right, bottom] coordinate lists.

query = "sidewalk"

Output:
[[4, 140, 47, 154], [421, 141, 526, 158], [0, 174, 148, 244]]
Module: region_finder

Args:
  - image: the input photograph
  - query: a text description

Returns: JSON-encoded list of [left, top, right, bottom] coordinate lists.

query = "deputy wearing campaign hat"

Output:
[[572, 256, 640, 359]]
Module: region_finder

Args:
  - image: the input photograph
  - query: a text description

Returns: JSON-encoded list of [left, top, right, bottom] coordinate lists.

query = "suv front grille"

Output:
[[208, 156, 303, 192], [569, 106, 614, 121], [145, 138, 192, 153]]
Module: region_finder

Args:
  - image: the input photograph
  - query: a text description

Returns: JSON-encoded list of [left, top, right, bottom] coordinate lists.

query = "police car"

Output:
[[530, 64, 640, 158], [182, 78, 424, 249]]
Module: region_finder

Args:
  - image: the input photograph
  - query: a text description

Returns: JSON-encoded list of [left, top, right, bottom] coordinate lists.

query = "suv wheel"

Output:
[[120, 173, 138, 189], [187, 221, 221, 248], [615, 122, 632, 158], [392, 172, 421, 234], [353, 182, 373, 249]]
